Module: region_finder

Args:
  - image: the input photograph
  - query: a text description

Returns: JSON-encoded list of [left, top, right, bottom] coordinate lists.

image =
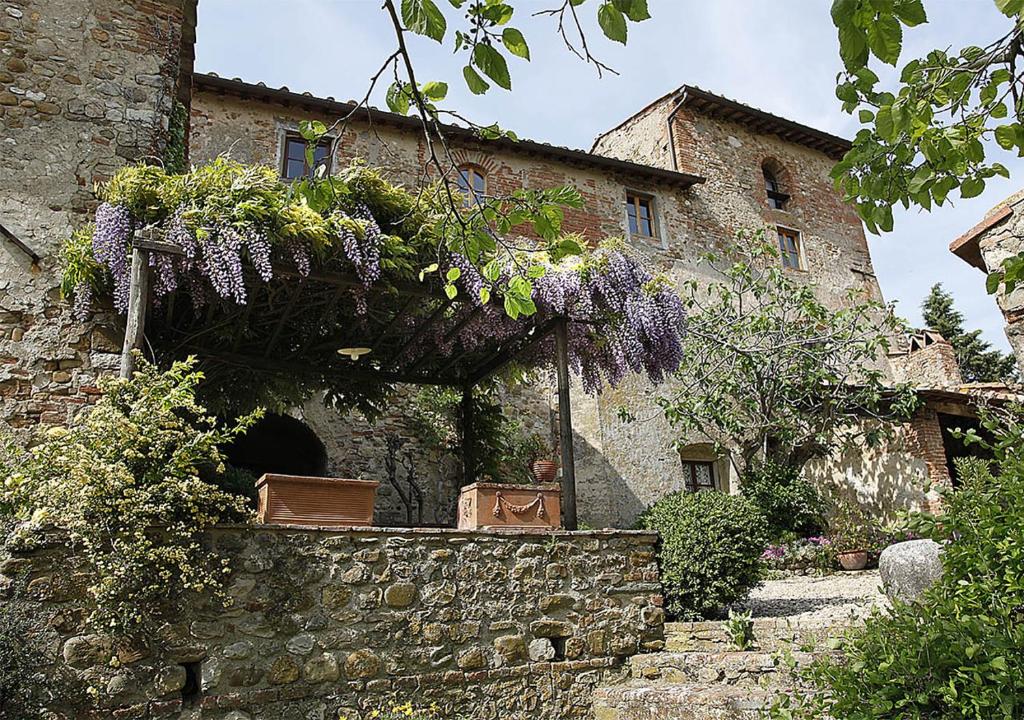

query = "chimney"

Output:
[[890, 330, 963, 387]]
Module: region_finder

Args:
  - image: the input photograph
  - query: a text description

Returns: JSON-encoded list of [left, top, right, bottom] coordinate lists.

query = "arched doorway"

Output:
[[225, 413, 329, 479]]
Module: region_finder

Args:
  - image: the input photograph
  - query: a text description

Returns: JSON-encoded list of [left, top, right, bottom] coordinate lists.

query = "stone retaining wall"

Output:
[[2, 524, 664, 719]]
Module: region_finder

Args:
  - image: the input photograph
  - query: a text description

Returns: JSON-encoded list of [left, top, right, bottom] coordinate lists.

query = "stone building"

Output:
[[950, 187, 1024, 372], [0, 0, 992, 529]]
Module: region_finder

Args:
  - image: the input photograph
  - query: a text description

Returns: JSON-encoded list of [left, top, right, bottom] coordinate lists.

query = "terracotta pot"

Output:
[[837, 550, 868, 571], [530, 459, 558, 484], [256, 474, 379, 527], [457, 482, 561, 531]]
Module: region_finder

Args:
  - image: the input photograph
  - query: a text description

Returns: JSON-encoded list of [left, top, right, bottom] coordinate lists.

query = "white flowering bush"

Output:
[[0, 357, 256, 637]]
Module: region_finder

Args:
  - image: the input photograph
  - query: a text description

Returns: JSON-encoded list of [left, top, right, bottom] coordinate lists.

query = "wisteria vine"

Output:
[[64, 159, 686, 396]]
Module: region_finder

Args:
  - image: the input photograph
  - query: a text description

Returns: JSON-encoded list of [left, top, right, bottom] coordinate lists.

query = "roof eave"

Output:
[[192, 73, 705, 190]]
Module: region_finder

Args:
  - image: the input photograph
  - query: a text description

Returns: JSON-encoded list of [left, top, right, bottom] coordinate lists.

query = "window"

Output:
[[457, 164, 487, 206], [764, 167, 789, 210], [777, 226, 803, 270], [281, 134, 332, 180], [681, 460, 716, 493], [626, 192, 656, 238]]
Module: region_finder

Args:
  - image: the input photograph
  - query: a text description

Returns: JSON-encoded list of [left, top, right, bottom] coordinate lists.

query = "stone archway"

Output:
[[225, 413, 328, 479]]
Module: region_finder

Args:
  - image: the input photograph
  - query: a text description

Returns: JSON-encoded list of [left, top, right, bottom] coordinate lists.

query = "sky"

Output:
[[195, 0, 1020, 351]]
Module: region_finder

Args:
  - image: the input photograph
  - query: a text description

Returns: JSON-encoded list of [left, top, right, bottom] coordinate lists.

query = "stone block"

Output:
[[879, 539, 944, 603]]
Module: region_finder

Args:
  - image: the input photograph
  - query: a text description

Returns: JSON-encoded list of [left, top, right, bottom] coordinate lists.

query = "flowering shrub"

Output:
[[761, 536, 833, 574], [62, 160, 686, 407], [0, 357, 255, 637], [740, 460, 824, 541]]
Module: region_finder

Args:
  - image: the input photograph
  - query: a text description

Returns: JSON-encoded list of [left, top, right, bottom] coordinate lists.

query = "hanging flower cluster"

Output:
[[62, 158, 687, 398], [436, 244, 686, 392]]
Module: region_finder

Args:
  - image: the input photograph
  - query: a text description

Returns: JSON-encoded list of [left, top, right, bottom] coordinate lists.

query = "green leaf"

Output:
[[598, 2, 628, 44], [908, 164, 933, 194], [418, 262, 439, 282], [501, 28, 530, 60], [385, 82, 411, 115], [420, 81, 448, 101], [831, 0, 858, 26], [866, 14, 902, 65], [987, 271, 1003, 294], [446, 267, 461, 282], [961, 177, 985, 199], [298, 120, 327, 141], [479, 286, 491, 305], [995, 0, 1024, 17], [838, 23, 869, 69], [444, 283, 458, 300], [462, 65, 490, 95], [875, 106, 895, 140], [472, 43, 512, 90], [859, 109, 875, 123], [613, 0, 651, 21], [893, 0, 927, 26], [996, 124, 1018, 150], [401, 0, 447, 42]]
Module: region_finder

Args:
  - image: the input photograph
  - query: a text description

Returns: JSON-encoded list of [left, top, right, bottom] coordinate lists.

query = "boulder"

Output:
[[879, 539, 943, 603]]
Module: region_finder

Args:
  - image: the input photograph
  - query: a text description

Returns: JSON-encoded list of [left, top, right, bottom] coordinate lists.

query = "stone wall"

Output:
[[3, 524, 663, 719], [952, 191, 1024, 373], [0, 0, 195, 431]]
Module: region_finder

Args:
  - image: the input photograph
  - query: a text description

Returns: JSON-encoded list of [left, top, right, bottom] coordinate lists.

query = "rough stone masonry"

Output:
[[2, 525, 664, 719]]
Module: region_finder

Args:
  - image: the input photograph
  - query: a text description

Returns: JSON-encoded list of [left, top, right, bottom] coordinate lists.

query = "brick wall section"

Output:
[[3, 524, 663, 719], [904, 406, 952, 492], [890, 337, 964, 387], [0, 0, 196, 431]]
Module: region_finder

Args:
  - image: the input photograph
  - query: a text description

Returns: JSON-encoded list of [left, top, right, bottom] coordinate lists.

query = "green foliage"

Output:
[[825, 494, 874, 552], [410, 381, 542, 484], [639, 491, 768, 620], [0, 357, 255, 637], [163, 100, 188, 174], [723, 609, 755, 650], [66, 157, 585, 326], [740, 460, 824, 541], [390, 0, 650, 104], [829, 0, 1022, 233], [771, 407, 1024, 719], [655, 230, 918, 474], [921, 283, 1018, 383]]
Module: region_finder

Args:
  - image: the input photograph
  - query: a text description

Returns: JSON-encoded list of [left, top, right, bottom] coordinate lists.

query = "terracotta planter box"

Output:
[[256, 474, 379, 527], [457, 482, 561, 531], [837, 550, 868, 571]]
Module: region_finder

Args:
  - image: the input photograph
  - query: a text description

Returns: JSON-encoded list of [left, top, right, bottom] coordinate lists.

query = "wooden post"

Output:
[[461, 384, 476, 487], [119, 244, 151, 378], [554, 318, 578, 530]]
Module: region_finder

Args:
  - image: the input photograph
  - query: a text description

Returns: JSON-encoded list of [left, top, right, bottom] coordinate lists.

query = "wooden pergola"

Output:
[[119, 229, 581, 529]]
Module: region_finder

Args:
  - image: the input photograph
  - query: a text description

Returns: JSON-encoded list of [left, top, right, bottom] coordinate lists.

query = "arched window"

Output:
[[456, 164, 487, 206], [762, 163, 789, 210]]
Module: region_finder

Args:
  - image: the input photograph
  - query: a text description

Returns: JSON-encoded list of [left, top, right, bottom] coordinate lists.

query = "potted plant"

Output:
[[828, 496, 873, 571], [256, 473, 380, 527], [524, 432, 558, 484]]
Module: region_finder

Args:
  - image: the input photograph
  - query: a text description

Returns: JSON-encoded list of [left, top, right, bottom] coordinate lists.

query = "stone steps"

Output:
[[591, 621, 852, 719], [592, 680, 773, 720], [628, 650, 818, 688], [664, 618, 856, 652]]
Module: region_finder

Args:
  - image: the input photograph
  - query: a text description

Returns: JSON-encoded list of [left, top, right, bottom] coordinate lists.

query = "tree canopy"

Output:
[[650, 232, 918, 473], [830, 0, 1024, 233]]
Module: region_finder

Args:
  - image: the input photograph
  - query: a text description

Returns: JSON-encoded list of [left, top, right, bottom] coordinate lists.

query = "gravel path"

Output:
[[739, 570, 886, 625]]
